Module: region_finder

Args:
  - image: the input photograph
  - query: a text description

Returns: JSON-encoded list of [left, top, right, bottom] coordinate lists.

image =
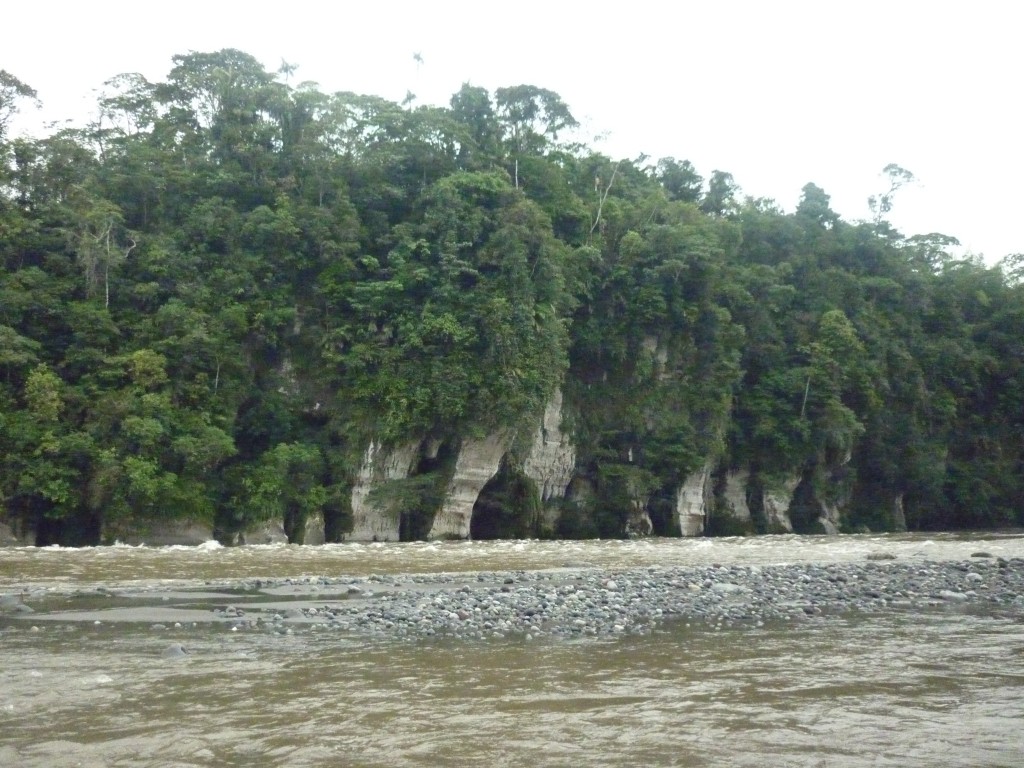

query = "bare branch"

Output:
[[589, 161, 621, 242]]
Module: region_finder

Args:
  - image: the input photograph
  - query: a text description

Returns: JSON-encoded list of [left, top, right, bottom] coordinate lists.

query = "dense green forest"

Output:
[[2, 50, 1022, 545]]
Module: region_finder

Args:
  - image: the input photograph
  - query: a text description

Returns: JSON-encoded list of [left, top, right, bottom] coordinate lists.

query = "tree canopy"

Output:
[[3, 50, 1023, 545]]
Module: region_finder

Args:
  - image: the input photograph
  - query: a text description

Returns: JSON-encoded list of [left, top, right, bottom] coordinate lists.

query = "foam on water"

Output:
[[2, 532, 1023, 592]]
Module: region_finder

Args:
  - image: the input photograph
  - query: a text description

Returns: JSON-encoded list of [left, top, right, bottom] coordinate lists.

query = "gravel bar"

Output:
[[201, 555, 1024, 641], [7, 555, 1023, 642]]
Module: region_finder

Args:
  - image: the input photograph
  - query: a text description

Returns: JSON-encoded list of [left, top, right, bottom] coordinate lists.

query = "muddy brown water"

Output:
[[2, 533, 1023, 767]]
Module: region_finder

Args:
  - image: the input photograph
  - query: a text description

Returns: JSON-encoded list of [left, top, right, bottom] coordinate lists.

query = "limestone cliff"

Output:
[[709, 470, 802, 535], [721, 470, 753, 524], [892, 494, 908, 532], [624, 501, 654, 537], [762, 478, 798, 533], [339, 391, 577, 542], [238, 517, 325, 545], [674, 464, 712, 536], [701, 466, 857, 536], [347, 441, 420, 542], [429, 433, 511, 539], [818, 504, 842, 535], [521, 389, 576, 502]]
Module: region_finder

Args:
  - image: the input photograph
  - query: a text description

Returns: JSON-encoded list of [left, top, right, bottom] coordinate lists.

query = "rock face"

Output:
[[892, 494, 908, 532], [429, 433, 511, 539], [239, 521, 288, 545], [641, 335, 669, 374], [243, 517, 326, 545], [817, 470, 850, 534], [674, 465, 711, 536], [762, 478, 798, 533], [624, 503, 654, 537], [522, 389, 576, 502], [348, 441, 420, 542], [721, 471, 753, 523], [0, 519, 34, 546], [817, 458, 852, 534], [302, 517, 326, 545], [818, 505, 842, 535]]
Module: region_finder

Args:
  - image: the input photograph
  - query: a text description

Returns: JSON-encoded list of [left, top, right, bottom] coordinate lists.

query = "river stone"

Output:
[[711, 582, 748, 594], [162, 644, 188, 658], [22, 554, 1024, 644]]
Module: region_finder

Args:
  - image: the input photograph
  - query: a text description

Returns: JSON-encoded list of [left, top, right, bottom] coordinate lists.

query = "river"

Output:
[[2, 533, 1023, 767]]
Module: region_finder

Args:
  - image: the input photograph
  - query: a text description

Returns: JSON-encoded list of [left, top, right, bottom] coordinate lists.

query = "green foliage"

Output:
[[239, 442, 326, 543], [2, 48, 1022, 545], [24, 364, 63, 421], [328, 170, 569, 441]]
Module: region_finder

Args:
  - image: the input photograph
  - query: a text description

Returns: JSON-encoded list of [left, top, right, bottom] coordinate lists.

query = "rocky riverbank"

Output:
[[10, 553, 1021, 644], [269, 555, 1024, 640], [5, 553, 1023, 645]]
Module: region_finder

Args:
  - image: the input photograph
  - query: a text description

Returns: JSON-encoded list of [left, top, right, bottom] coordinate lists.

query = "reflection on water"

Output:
[[2, 533, 1024, 767]]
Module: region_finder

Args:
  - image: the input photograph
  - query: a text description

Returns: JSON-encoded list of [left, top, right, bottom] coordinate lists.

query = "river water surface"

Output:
[[2, 533, 1023, 767]]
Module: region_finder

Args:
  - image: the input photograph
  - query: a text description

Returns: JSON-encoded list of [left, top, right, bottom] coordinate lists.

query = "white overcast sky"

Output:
[[6, 0, 1021, 261]]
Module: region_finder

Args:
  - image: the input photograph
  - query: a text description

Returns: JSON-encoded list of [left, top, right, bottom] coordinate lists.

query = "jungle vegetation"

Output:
[[1, 51, 1022, 545]]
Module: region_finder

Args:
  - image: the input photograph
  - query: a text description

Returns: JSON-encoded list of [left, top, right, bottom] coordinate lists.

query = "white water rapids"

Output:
[[2, 531, 1024, 589]]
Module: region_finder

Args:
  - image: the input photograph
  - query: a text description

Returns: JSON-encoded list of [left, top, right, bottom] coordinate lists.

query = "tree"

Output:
[[998, 252, 1024, 286], [656, 157, 703, 203], [700, 170, 739, 217], [868, 163, 914, 224], [796, 183, 838, 228], [68, 195, 135, 307], [494, 85, 578, 154], [450, 83, 501, 169], [0, 70, 38, 143]]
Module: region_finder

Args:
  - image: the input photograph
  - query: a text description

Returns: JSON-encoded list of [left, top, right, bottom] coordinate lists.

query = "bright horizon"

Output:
[[6, 0, 1020, 263]]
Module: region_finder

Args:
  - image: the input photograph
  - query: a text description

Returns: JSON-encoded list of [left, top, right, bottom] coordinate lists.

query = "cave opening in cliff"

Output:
[[788, 471, 821, 534], [394, 440, 460, 541], [470, 464, 539, 540], [646, 490, 677, 536]]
